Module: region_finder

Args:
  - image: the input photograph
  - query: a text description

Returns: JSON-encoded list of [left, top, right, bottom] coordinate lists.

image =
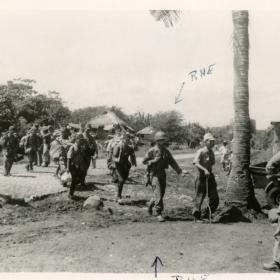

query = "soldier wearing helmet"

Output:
[[143, 131, 182, 222], [112, 132, 137, 202], [192, 132, 219, 221]]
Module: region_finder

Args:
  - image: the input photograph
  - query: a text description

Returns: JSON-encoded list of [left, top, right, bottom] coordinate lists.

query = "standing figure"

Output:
[[263, 206, 280, 271], [106, 135, 121, 183], [67, 134, 88, 198], [57, 128, 72, 176], [42, 127, 52, 167], [263, 152, 280, 271], [82, 125, 98, 185], [219, 141, 230, 171], [33, 124, 43, 166], [112, 134, 137, 203], [51, 128, 71, 177], [19, 133, 28, 155], [91, 134, 99, 169], [192, 133, 219, 221], [0, 126, 19, 176], [143, 131, 182, 222], [24, 128, 40, 171]]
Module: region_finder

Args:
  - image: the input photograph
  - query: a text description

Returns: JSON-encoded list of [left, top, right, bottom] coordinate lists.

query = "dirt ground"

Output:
[[0, 155, 277, 273]]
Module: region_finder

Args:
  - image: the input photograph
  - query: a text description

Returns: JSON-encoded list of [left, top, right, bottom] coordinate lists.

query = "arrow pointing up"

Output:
[[151, 256, 163, 278]]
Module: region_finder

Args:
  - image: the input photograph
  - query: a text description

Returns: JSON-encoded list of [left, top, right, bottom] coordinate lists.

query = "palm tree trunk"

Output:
[[226, 11, 259, 211]]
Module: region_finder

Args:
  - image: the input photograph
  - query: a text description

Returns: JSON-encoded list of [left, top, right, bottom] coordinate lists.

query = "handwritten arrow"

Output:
[[175, 94, 183, 104], [151, 256, 163, 278], [175, 81, 185, 104]]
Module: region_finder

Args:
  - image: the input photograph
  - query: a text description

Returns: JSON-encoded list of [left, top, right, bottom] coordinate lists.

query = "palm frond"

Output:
[[150, 10, 181, 27]]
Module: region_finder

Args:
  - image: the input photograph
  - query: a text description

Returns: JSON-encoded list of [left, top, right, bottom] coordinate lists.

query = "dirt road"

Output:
[[0, 215, 274, 272], [0, 155, 276, 273]]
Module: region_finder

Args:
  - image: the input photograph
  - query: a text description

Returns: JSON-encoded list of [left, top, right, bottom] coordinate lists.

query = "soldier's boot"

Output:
[[7, 162, 13, 176], [263, 261, 280, 271], [192, 209, 201, 220], [157, 215, 165, 222], [111, 171, 118, 183], [148, 201, 155, 216], [115, 183, 123, 203], [4, 160, 9, 176], [4, 166, 8, 176], [69, 184, 75, 199]]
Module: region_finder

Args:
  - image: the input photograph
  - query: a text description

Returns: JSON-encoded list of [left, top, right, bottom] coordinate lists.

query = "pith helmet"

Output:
[[203, 133, 215, 142], [154, 131, 167, 142]]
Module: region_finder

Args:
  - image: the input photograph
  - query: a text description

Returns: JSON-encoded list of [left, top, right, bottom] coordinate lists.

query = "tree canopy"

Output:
[[0, 79, 71, 132]]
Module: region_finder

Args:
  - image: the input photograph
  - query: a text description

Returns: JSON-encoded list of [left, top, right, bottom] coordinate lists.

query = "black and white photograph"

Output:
[[1, 1, 280, 276]]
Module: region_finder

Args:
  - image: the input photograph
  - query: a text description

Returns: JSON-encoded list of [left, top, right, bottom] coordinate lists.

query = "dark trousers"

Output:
[[79, 158, 91, 185], [192, 172, 219, 218], [149, 173, 166, 215], [26, 151, 37, 171], [69, 165, 83, 196], [115, 164, 130, 199], [3, 155, 14, 175]]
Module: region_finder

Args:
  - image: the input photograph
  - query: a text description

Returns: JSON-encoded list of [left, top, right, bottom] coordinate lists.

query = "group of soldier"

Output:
[[3, 123, 280, 271], [0, 123, 220, 223], [104, 130, 219, 223], [0, 124, 99, 198], [0, 124, 57, 175]]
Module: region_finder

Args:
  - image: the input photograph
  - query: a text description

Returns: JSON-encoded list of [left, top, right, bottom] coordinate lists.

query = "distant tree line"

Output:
[[0, 78, 273, 148], [0, 79, 71, 135]]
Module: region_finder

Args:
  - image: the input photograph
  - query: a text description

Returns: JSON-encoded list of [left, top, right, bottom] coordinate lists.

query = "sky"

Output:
[[0, 9, 279, 129]]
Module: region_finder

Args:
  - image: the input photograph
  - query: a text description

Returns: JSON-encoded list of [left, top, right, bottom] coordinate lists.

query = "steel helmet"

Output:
[[203, 133, 215, 142], [154, 131, 167, 142]]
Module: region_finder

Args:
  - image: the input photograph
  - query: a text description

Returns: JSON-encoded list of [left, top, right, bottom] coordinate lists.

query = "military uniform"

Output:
[[33, 127, 43, 166], [143, 144, 181, 216], [1, 130, 19, 176], [82, 131, 98, 184], [24, 131, 40, 171], [192, 146, 219, 219], [107, 136, 121, 182], [112, 140, 136, 200], [67, 139, 88, 197], [42, 130, 52, 167]]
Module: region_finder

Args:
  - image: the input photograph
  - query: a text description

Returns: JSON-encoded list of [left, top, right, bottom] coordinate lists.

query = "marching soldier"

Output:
[[41, 127, 52, 167], [107, 134, 121, 183], [192, 133, 219, 221], [0, 126, 19, 176], [82, 125, 98, 185], [24, 127, 40, 171], [143, 131, 182, 222], [67, 134, 88, 199], [112, 133, 137, 202]]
